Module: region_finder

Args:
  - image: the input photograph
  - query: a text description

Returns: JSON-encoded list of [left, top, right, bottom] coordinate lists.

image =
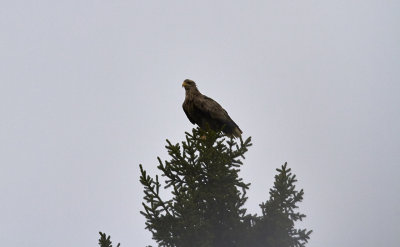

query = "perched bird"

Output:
[[182, 79, 242, 138]]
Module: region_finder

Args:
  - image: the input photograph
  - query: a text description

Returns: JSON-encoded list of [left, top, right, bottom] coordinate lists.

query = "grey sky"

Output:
[[1, 1, 399, 246]]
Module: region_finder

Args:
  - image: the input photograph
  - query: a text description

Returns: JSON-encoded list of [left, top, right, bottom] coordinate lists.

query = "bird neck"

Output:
[[187, 87, 201, 96]]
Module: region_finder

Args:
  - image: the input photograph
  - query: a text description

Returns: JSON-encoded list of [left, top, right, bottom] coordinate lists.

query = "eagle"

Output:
[[182, 79, 242, 138]]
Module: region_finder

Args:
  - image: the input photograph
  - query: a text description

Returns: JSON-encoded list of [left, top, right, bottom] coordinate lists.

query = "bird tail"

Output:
[[232, 126, 242, 138], [223, 121, 242, 138]]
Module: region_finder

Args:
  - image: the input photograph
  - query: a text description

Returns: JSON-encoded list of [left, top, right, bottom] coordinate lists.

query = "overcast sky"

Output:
[[1, 1, 399, 246]]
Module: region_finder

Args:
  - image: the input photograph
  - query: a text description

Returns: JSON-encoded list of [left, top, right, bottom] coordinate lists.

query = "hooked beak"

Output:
[[182, 81, 188, 87]]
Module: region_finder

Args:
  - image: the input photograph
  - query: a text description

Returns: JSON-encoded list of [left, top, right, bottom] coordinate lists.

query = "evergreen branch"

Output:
[[98, 232, 120, 247], [139, 164, 173, 219]]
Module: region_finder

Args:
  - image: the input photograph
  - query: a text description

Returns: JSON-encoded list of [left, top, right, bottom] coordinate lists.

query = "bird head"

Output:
[[182, 79, 197, 91]]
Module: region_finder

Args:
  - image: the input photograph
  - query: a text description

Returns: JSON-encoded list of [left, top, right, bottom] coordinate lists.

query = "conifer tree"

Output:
[[139, 128, 312, 247], [140, 128, 251, 247], [250, 164, 312, 247]]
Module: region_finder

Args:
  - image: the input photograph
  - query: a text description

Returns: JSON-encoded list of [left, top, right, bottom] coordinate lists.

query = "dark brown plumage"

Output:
[[182, 79, 242, 138]]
